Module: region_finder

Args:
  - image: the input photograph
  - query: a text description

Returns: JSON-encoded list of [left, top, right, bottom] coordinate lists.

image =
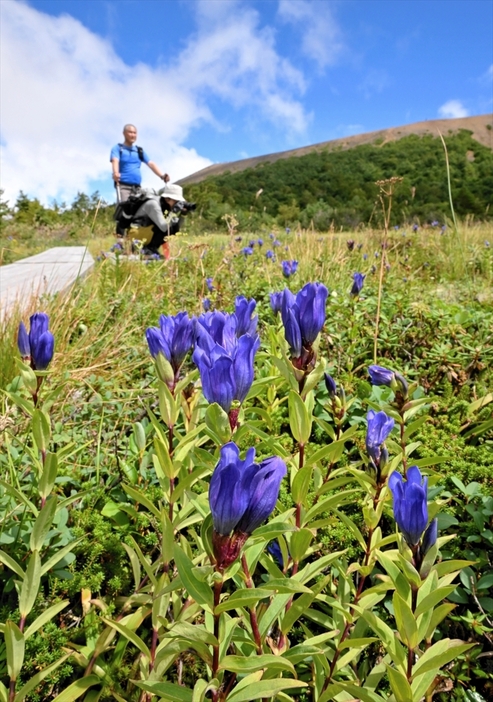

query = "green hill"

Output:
[[183, 120, 493, 230]]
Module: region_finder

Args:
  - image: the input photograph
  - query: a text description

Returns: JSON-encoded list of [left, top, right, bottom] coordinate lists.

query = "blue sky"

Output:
[[1, 0, 492, 206]]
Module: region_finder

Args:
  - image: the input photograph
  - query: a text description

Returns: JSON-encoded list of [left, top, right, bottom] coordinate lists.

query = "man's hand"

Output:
[[162, 173, 170, 182], [113, 172, 121, 183]]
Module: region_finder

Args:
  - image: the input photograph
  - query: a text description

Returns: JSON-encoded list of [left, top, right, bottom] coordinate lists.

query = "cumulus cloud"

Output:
[[0, 0, 309, 205], [438, 100, 469, 119], [277, 0, 343, 69]]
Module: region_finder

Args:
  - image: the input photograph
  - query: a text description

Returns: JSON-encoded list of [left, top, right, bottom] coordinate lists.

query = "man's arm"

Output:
[[111, 157, 120, 183], [147, 161, 170, 182]]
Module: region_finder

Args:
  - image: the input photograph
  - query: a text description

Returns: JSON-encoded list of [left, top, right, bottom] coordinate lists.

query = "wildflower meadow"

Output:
[[0, 207, 492, 702]]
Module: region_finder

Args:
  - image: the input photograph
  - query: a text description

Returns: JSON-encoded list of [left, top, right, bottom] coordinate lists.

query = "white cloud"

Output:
[[438, 100, 469, 119], [277, 0, 343, 69], [0, 0, 309, 205]]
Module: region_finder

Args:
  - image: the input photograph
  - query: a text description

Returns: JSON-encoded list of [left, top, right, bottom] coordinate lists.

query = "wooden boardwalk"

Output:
[[0, 247, 94, 321]]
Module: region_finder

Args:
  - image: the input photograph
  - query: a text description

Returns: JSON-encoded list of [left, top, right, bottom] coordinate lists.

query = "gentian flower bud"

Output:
[[17, 322, 30, 359], [269, 292, 283, 314], [234, 296, 258, 337], [324, 373, 337, 399], [350, 273, 365, 296], [20, 313, 55, 370], [388, 466, 431, 548], [203, 298, 211, 311], [365, 410, 394, 466], [206, 277, 214, 292], [368, 365, 409, 401], [368, 365, 395, 386]]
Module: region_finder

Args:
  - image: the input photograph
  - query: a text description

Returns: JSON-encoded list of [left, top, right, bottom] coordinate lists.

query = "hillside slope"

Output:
[[179, 114, 492, 185]]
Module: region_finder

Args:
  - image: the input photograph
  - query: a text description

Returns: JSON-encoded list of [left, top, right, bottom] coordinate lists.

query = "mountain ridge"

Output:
[[179, 114, 493, 185]]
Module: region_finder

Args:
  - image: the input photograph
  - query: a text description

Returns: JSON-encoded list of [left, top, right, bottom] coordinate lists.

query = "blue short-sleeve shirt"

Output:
[[110, 144, 150, 186]]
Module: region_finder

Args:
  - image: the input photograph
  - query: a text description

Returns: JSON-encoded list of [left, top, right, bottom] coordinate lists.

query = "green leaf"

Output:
[[40, 538, 84, 576], [260, 578, 312, 594], [205, 403, 232, 445], [38, 451, 58, 499], [219, 654, 295, 675], [135, 682, 193, 702], [0, 550, 25, 579], [14, 654, 71, 701], [288, 390, 312, 444], [0, 682, 7, 702], [227, 679, 308, 702], [122, 483, 161, 520], [386, 665, 413, 702], [102, 618, 150, 661], [319, 683, 384, 702], [32, 408, 51, 453], [30, 495, 57, 551], [24, 600, 69, 639], [5, 621, 24, 681], [393, 592, 418, 649], [291, 465, 313, 506], [19, 551, 41, 620], [158, 379, 179, 427], [174, 544, 213, 609], [154, 435, 175, 480], [215, 588, 272, 614], [289, 528, 314, 563], [414, 585, 457, 618], [412, 639, 475, 676], [50, 676, 100, 701]]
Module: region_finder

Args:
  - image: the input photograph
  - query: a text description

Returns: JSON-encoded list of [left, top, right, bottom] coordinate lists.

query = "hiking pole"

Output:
[[115, 182, 122, 203]]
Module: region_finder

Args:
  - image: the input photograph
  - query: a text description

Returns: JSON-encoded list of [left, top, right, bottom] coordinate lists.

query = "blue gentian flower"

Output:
[[193, 330, 260, 413], [273, 240, 281, 247], [368, 365, 395, 386], [285, 227, 291, 234], [366, 410, 394, 466], [281, 260, 298, 278], [257, 238, 263, 246], [281, 283, 329, 358], [206, 277, 214, 292], [209, 442, 287, 536], [203, 298, 211, 311], [350, 273, 365, 296], [389, 466, 437, 551], [242, 246, 254, 256], [234, 296, 258, 337], [146, 312, 194, 374], [18, 313, 55, 370], [270, 292, 283, 315], [266, 250, 275, 260]]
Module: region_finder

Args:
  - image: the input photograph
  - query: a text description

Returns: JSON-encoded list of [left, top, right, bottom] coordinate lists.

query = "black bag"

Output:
[[113, 191, 151, 230]]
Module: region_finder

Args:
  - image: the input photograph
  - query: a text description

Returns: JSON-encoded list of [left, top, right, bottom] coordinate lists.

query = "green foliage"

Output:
[[187, 131, 493, 228]]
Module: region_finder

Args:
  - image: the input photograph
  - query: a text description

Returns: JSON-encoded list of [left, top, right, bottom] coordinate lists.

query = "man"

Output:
[[110, 125, 170, 235], [129, 183, 194, 259]]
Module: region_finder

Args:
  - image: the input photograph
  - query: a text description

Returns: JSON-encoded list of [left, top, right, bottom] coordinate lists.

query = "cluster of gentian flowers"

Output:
[[281, 260, 298, 278], [193, 299, 260, 427], [17, 313, 55, 371], [146, 297, 260, 429]]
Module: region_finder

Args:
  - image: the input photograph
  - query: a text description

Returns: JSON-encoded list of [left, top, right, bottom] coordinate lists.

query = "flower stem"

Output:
[[241, 554, 263, 654]]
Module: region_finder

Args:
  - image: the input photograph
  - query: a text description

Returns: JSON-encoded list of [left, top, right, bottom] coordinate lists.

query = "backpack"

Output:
[[113, 191, 152, 229], [119, 144, 144, 162]]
